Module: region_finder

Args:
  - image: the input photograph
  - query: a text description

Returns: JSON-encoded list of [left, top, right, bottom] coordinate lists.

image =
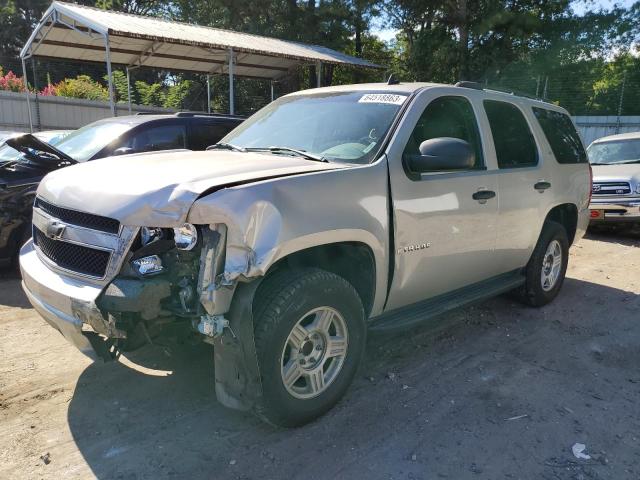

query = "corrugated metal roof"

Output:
[[22, 1, 382, 80]]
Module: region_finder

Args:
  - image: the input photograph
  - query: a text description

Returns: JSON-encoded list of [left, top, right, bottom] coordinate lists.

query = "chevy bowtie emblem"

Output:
[[45, 220, 67, 240]]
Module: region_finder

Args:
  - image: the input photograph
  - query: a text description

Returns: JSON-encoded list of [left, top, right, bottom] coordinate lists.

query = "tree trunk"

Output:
[[457, 0, 470, 80]]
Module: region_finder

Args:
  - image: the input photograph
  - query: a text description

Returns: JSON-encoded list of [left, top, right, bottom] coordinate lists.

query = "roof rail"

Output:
[[454, 81, 483, 90], [387, 74, 400, 85], [454, 80, 553, 105], [174, 111, 246, 119]]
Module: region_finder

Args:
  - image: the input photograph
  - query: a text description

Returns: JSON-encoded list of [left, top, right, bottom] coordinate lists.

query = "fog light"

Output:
[[132, 255, 163, 275], [173, 223, 198, 250]]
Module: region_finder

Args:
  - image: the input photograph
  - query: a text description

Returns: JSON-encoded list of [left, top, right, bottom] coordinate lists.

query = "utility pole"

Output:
[[615, 70, 627, 134]]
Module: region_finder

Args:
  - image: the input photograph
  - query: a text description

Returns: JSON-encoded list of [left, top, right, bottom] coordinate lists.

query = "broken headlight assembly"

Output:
[[131, 223, 200, 276], [173, 223, 198, 251]]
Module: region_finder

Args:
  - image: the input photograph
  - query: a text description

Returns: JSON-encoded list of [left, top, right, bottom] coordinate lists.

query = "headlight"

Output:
[[141, 227, 164, 245], [173, 223, 198, 251], [636, 183, 640, 195]]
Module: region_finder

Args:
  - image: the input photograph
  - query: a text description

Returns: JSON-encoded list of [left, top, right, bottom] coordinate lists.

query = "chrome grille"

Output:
[[32, 197, 138, 283], [592, 182, 631, 195], [34, 198, 120, 234], [33, 228, 110, 277]]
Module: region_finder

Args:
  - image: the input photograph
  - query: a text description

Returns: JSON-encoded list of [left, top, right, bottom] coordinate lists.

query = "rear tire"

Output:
[[253, 268, 366, 427], [515, 221, 569, 307]]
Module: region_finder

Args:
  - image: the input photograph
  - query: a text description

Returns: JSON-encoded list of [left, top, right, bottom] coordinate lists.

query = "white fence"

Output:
[[574, 116, 640, 146], [1, 90, 639, 146], [0, 90, 174, 132]]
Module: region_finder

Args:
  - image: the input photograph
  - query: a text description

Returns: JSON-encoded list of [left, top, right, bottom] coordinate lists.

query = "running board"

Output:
[[369, 271, 525, 332]]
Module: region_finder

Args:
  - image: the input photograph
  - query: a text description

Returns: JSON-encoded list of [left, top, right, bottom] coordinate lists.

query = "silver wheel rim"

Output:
[[541, 239, 562, 292], [280, 306, 348, 400]]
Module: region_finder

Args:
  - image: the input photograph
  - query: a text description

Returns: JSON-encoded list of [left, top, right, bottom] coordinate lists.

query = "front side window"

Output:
[[484, 100, 538, 168], [588, 139, 640, 165], [222, 91, 408, 164], [123, 124, 187, 153], [533, 107, 587, 164], [403, 95, 483, 168]]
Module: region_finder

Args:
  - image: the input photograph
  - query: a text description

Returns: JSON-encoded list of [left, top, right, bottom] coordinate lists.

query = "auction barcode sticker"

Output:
[[358, 93, 407, 105]]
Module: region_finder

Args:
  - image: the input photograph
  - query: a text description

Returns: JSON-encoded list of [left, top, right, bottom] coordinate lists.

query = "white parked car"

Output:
[[587, 132, 640, 224]]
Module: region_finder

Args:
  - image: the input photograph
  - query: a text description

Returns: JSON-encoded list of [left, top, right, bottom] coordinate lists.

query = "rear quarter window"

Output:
[[532, 107, 587, 164]]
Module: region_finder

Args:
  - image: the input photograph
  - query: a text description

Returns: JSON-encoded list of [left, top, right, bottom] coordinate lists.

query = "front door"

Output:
[[384, 88, 501, 311]]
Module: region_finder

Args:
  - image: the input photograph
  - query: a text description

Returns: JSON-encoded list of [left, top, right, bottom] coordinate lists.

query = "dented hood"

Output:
[[38, 149, 342, 226]]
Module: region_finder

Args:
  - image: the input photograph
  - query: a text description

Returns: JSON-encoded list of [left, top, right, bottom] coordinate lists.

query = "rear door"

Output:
[[481, 99, 548, 272], [385, 88, 501, 311]]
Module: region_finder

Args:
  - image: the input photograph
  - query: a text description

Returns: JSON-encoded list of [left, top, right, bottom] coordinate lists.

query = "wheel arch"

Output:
[[543, 203, 579, 246], [262, 240, 378, 317]]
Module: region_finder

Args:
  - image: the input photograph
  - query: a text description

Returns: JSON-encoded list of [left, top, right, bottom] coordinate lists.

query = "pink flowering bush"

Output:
[[39, 84, 57, 96], [0, 68, 27, 92]]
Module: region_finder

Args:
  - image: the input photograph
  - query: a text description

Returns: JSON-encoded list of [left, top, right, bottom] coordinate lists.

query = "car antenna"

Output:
[[387, 74, 400, 85]]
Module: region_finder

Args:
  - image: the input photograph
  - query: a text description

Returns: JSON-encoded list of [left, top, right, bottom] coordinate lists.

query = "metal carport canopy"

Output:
[[20, 1, 382, 125]]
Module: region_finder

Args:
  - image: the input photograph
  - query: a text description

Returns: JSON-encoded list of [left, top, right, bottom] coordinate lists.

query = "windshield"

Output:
[[222, 91, 408, 164], [54, 121, 132, 162], [588, 139, 640, 165]]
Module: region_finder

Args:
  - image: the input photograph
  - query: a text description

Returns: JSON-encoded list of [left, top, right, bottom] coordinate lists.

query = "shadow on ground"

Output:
[[66, 277, 640, 480], [586, 225, 640, 246], [0, 272, 31, 309]]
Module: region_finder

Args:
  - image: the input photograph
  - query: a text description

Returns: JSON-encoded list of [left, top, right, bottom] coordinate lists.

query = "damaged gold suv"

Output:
[[20, 82, 591, 426]]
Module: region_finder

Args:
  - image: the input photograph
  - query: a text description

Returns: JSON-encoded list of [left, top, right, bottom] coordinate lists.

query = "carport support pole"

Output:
[[104, 34, 116, 117], [317, 61, 322, 88], [21, 57, 33, 132], [228, 48, 235, 115], [270, 81, 274, 102], [207, 75, 211, 113], [126, 67, 132, 114]]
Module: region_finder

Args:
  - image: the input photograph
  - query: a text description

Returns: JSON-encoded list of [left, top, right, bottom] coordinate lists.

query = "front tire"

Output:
[[253, 268, 366, 427], [516, 221, 569, 307]]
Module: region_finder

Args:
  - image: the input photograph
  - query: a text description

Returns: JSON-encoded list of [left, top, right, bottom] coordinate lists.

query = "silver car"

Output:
[[587, 131, 640, 224], [20, 82, 591, 426]]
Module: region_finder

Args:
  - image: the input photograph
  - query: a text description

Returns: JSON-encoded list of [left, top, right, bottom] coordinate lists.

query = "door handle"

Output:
[[472, 190, 496, 201], [534, 181, 551, 191]]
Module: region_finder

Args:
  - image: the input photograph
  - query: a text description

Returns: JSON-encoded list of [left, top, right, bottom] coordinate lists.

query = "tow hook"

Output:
[[196, 315, 235, 339]]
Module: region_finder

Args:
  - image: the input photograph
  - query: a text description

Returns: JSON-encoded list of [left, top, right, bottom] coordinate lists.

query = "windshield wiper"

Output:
[[246, 146, 328, 163], [206, 142, 246, 152]]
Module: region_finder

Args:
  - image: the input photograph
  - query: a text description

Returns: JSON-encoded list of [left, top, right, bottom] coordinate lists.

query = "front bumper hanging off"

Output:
[[20, 240, 113, 360]]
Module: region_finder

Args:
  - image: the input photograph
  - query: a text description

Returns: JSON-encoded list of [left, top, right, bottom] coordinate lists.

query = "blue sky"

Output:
[[372, 0, 637, 41]]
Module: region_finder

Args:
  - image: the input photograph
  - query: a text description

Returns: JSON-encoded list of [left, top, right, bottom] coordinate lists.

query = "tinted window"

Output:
[[123, 124, 186, 153], [404, 96, 483, 168], [533, 108, 587, 164], [484, 100, 538, 168], [190, 123, 236, 150]]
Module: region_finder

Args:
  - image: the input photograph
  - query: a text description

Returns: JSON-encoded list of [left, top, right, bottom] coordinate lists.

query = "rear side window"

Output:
[[532, 108, 587, 164], [190, 123, 236, 150], [484, 100, 538, 168]]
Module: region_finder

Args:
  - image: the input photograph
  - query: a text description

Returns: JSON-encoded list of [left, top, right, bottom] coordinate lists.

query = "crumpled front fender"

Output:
[[188, 161, 390, 317]]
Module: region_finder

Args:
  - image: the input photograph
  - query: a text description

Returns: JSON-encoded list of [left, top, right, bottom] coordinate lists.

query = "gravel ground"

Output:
[[0, 229, 639, 480]]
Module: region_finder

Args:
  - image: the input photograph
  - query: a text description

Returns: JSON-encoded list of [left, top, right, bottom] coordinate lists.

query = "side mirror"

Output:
[[405, 137, 475, 173], [113, 147, 135, 156]]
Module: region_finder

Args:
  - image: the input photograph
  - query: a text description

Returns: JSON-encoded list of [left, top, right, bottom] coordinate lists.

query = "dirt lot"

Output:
[[1, 229, 639, 480]]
